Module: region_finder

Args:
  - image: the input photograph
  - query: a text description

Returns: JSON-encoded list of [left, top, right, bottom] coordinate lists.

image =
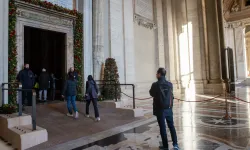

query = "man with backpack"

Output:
[[149, 68, 179, 150]]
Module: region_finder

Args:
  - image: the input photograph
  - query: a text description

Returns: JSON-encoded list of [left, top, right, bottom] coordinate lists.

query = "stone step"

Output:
[[0, 139, 13, 150], [0, 113, 31, 142], [9, 125, 48, 150], [0, 114, 48, 150]]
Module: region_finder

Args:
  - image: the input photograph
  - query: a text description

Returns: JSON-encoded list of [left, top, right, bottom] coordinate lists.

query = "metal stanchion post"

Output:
[[223, 90, 231, 120], [132, 85, 135, 109], [115, 83, 117, 102], [18, 84, 22, 116], [2, 84, 4, 105], [32, 92, 36, 131]]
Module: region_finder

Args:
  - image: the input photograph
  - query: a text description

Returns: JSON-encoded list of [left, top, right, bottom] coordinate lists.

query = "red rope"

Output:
[[175, 95, 222, 102], [232, 96, 250, 103], [121, 92, 222, 102], [121, 92, 152, 100]]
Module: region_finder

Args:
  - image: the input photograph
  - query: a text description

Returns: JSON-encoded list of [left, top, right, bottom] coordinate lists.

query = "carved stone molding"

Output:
[[134, 15, 156, 29], [16, 9, 73, 27], [231, 0, 241, 12], [15, 0, 74, 71], [224, 21, 243, 28]]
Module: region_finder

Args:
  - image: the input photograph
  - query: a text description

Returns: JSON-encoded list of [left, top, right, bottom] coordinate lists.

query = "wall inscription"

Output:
[[135, 0, 153, 21], [134, 0, 155, 29]]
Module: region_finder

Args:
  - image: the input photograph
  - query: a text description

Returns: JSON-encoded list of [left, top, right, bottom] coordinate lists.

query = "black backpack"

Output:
[[158, 81, 173, 109]]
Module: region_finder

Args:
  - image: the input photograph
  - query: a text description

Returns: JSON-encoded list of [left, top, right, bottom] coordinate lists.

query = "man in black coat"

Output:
[[149, 68, 179, 150], [16, 64, 34, 106], [39, 68, 50, 101]]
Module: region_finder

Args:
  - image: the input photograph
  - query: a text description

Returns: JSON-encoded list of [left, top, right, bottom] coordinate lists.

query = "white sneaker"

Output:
[[85, 114, 90, 118], [67, 113, 73, 117], [95, 117, 101, 122], [75, 111, 79, 119]]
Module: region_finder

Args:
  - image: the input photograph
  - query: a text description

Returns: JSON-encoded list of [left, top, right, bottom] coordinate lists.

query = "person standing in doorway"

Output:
[[68, 67, 78, 81], [85, 75, 100, 122], [50, 73, 59, 101], [16, 64, 34, 106], [62, 72, 79, 118], [39, 68, 50, 101], [149, 68, 179, 150]]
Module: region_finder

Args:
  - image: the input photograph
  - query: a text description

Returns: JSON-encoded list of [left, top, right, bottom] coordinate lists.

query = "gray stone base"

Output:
[[0, 113, 48, 150], [116, 107, 144, 117]]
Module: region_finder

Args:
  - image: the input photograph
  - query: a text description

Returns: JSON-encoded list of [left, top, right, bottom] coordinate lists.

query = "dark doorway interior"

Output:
[[24, 26, 66, 100], [247, 0, 250, 6]]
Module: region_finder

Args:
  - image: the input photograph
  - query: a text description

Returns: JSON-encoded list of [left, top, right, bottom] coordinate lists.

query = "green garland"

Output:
[[8, 0, 83, 104], [8, 0, 18, 105]]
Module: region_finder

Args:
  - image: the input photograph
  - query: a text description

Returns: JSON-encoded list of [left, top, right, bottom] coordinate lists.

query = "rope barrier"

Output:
[[231, 96, 250, 103], [175, 95, 222, 102], [121, 91, 222, 102], [121, 92, 152, 100]]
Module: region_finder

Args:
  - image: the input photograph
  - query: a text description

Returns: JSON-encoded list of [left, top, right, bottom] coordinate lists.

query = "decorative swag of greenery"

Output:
[[8, 0, 83, 104]]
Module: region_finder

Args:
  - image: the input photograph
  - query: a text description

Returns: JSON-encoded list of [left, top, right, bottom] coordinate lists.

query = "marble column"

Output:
[[123, 0, 136, 83], [163, 0, 181, 92], [156, 0, 165, 68], [78, 0, 93, 86], [0, 0, 9, 105], [205, 0, 222, 83], [175, 0, 205, 94], [92, 0, 105, 81]]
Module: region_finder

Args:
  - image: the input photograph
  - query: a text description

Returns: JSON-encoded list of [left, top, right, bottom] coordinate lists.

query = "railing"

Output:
[[97, 83, 135, 109], [2, 84, 37, 131], [1, 82, 19, 105], [96, 80, 117, 101]]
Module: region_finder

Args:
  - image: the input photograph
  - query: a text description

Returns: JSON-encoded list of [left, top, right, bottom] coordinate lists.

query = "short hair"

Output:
[[157, 68, 166, 76], [68, 72, 74, 80]]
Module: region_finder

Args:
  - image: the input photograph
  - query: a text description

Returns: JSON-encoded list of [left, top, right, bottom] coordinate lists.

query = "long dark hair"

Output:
[[87, 75, 96, 84]]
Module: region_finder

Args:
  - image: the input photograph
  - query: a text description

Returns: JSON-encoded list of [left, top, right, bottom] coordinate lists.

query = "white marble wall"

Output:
[[0, 0, 9, 105], [134, 24, 156, 84], [235, 26, 247, 80]]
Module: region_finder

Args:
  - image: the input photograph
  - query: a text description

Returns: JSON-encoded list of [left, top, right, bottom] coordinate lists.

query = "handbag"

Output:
[[34, 82, 39, 89]]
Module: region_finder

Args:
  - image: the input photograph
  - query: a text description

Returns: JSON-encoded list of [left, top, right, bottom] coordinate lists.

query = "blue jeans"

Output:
[[67, 96, 77, 114], [156, 109, 178, 149]]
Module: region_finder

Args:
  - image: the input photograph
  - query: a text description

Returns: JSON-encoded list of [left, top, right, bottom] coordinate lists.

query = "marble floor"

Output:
[[2, 87, 250, 150], [48, 87, 250, 150]]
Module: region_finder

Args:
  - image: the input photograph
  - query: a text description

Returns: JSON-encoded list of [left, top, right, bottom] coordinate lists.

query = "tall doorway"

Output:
[[24, 26, 66, 99]]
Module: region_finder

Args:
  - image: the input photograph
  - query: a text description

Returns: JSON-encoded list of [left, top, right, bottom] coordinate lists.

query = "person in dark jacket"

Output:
[[149, 68, 179, 150], [16, 64, 34, 106], [68, 67, 78, 81], [39, 68, 50, 101], [62, 72, 79, 118], [85, 75, 100, 121], [50, 73, 59, 101]]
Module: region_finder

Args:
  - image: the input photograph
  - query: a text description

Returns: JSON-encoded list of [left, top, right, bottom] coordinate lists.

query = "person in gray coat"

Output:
[[85, 75, 100, 121]]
